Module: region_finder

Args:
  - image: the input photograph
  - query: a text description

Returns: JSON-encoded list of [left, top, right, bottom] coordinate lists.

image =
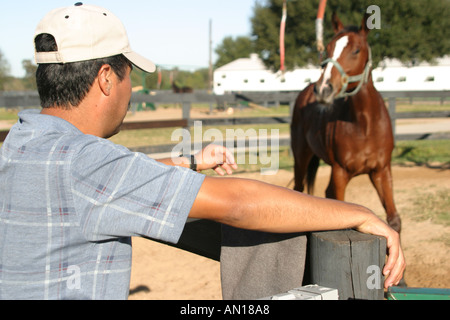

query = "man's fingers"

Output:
[[223, 148, 237, 165], [383, 233, 406, 288], [214, 163, 235, 176]]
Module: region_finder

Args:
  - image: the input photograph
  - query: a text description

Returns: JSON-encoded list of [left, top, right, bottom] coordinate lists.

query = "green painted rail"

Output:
[[386, 287, 450, 300]]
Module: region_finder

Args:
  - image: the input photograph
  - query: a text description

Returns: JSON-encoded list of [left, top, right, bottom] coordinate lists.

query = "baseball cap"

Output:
[[34, 2, 156, 73]]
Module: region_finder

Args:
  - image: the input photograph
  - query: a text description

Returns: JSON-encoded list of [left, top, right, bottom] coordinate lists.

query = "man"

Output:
[[0, 3, 404, 300]]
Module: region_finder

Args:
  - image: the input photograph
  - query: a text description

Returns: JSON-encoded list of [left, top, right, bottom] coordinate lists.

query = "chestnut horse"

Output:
[[290, 13, 401, 232]]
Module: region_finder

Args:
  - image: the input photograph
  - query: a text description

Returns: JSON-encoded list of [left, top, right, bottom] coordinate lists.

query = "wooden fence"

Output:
[[1, 90, 449, 145]]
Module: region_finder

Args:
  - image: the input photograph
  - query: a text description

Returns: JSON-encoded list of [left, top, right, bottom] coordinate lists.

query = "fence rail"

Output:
[[1, 90, 449, 144]]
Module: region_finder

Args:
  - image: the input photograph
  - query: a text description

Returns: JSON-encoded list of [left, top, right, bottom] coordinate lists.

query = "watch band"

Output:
[[189, 155, 197, 171], [179, 154, 197, 171]]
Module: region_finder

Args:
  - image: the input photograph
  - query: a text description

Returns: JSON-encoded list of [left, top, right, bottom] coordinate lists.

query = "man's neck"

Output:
[[40, 105, 103, 137]]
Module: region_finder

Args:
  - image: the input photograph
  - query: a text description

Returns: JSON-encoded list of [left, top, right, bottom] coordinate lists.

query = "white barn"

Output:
[[213, 53, 450, 94], [372, 56, 450, 92]]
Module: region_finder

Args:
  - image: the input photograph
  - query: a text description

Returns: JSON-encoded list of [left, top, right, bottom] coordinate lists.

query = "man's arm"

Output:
[[190, 176, 405, 289]]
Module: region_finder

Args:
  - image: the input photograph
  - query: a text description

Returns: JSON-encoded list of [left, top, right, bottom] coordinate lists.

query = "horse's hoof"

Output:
[[387, 215, 402, 233]]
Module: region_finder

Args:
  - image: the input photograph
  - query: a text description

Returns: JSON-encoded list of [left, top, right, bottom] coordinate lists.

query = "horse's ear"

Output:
[[360, 12, 371, 38], [332, 12, 344, 33]]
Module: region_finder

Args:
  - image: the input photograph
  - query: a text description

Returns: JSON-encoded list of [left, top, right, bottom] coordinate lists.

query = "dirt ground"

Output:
[[128, 164, 450, 300]]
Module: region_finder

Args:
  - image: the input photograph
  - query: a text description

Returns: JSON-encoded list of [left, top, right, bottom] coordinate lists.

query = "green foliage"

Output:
[[176, 68, 210, 90], [21, 59, 37, 90], [0, 49, 11, 91], [252, 0, 319, 71], [131, 68, 210, 91], [214, 36, 256, 68], [249, 0, 450, 71]]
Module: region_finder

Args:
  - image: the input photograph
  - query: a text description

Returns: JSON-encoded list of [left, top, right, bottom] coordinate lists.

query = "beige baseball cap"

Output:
[[34, 2, 156, 73]]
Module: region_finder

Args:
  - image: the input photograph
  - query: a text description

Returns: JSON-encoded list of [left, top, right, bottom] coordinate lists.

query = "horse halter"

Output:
[[320, 46, 372, 99]]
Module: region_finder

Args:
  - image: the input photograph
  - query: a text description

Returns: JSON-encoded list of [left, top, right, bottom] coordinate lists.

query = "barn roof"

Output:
[[216, 54, 267, 72]]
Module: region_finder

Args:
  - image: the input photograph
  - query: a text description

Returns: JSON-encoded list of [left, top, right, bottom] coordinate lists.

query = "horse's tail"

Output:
[[306, 155, 320, 194]]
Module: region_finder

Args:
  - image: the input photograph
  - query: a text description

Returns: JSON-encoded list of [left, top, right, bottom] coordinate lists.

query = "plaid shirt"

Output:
[[0, 110, 204, 300]]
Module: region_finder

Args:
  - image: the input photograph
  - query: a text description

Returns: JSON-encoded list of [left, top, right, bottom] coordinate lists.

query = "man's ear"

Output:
[[97, 64, 113, 96]]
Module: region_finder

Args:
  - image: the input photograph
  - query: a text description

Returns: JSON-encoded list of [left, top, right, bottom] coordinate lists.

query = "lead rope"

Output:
[[316, 0, 328, 60], [279, 0, 287, 75]]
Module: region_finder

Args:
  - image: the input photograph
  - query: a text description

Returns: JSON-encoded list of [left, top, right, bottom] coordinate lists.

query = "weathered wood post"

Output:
[[306, 229, 387, 300], [388, 96, 396, 144], [181, 96, 192, 153]]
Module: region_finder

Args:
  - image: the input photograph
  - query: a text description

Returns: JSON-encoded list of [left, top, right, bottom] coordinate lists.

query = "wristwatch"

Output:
[[180, 154, 197, 171], [189, 155, 197, 172]]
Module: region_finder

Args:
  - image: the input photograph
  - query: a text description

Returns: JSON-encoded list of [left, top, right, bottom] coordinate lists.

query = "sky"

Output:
[[0, 0, 258, 77]]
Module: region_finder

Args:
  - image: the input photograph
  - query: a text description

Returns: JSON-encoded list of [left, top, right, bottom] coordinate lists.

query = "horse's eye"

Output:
[[353, 48, 361, 55]]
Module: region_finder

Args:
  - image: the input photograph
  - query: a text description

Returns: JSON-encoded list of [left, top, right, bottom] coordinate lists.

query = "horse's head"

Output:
[[314, 13, 372, 104]]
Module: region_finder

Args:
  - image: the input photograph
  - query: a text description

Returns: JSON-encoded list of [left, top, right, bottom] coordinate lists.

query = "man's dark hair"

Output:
[[35, 33, 132, 109]]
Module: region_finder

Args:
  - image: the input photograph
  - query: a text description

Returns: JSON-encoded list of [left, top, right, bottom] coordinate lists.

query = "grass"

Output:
[[392, 140, 450, 165], [192, 103, 292, 118], [213, 146, 294, 176], [409, 189, 450, 227], [395, 102, 450, 113], [0, 107, 22, 122], [109, 123, 290, 148]]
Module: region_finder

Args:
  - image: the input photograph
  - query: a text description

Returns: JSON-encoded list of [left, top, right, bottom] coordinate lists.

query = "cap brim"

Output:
[[123, 51, 156, 73]]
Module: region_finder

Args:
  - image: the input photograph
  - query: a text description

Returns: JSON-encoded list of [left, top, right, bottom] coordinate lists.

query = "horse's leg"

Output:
[[325, 165, 349, 201], [369, 166, 402, 233], [292, 143, 313, 193], [291, 115, 314, 193]]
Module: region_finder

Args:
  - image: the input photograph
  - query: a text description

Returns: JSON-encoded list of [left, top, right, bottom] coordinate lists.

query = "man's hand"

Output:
[[194, 144, 238, 176], [156, 144, 237, 175], [356, 216, 406, 288]]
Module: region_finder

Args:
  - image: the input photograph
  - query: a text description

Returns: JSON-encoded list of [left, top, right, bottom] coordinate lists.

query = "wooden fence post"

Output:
[[181, 100, 192, 154], [388, 97, 397, 144], [182, 100, 191, 126], [306, 229, 386, 300]]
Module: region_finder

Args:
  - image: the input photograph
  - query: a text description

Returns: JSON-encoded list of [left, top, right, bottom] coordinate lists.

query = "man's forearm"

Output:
[[190, 176, 373, 233], [157, 156, 190, 168]]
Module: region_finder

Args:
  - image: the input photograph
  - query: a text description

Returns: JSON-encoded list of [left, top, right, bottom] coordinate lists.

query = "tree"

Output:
[[252, 0, 318, 71], [214, 36, 255, 68], [130, 67, 210, 91], [250, 0, 450, 71], [21, 59, 37, 90], [0, 49, 11, 91]]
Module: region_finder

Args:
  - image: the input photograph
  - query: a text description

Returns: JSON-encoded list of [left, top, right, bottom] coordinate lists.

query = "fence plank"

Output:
[[120, 119, 187, 130], [2, 90, 450, 108], [1, 90, 449, 143]]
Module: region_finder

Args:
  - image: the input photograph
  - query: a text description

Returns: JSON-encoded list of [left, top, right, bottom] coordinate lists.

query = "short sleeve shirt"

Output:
[[0, 110, 205, 300]]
